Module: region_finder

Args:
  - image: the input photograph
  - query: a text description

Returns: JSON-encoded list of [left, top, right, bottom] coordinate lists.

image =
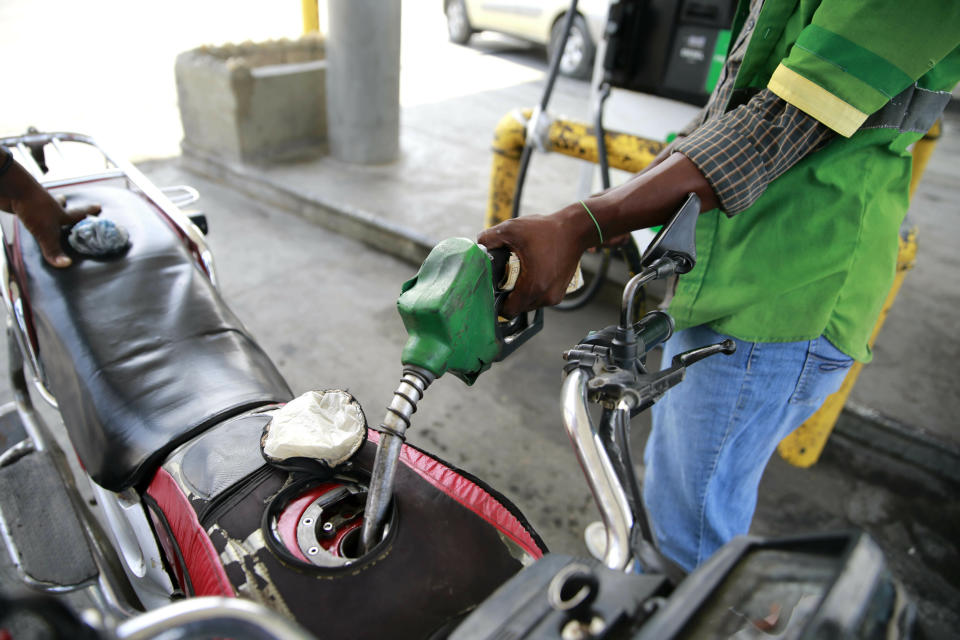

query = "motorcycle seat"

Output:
[[11, 184, 293, 492]]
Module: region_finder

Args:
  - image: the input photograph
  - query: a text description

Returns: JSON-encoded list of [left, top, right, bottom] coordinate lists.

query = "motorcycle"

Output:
[[0, 131, 912, 640], [0, 131, 543, 639]]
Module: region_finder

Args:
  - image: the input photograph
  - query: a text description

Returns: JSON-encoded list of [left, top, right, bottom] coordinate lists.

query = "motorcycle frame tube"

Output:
[[113, 597, 316, 640], [1, 257, 58, 408], [561, 368, 634, 571]]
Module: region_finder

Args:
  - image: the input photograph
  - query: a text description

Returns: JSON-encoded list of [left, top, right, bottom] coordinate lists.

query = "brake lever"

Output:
[[672, 339, 736, 367], [614, 339, 737, 414]]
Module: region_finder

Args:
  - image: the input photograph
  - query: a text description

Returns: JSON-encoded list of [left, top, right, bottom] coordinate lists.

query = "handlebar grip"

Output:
[[633, 310, 674, 355]]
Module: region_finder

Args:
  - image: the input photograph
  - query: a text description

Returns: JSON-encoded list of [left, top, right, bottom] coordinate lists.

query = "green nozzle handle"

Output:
[[397, 238, 503, 385]]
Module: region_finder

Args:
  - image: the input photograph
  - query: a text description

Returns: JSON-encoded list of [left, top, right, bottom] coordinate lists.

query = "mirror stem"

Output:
[[619, 257, 675, 330]]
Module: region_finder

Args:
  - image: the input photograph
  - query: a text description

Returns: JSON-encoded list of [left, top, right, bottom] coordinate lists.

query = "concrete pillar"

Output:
[[326, 0, 401, 164]]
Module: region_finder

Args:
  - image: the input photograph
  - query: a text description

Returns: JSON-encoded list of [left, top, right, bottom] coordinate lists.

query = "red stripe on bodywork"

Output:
[[146, 468, 235, 597], [368, 430, 543, 559]]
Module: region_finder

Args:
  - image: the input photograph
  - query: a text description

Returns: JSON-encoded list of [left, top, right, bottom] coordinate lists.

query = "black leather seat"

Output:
[[12, 184, 293, 491]]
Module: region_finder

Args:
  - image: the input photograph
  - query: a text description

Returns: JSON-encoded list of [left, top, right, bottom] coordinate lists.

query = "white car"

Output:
[[444, 0, 610, 79]]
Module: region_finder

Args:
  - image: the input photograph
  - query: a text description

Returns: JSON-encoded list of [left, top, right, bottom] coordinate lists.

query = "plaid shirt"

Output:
[[673, 0, 836, 214]]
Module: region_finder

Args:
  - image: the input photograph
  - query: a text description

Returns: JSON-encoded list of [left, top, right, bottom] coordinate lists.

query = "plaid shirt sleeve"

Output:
[[673, 89, 835, 215]]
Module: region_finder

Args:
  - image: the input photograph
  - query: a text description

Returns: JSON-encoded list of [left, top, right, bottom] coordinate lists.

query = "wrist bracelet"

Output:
[[579, 200, 603, 245]]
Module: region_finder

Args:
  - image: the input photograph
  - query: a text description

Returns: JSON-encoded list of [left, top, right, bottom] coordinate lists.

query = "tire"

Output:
[[445, 0, 473, 45], [548, 14, 595, 80]]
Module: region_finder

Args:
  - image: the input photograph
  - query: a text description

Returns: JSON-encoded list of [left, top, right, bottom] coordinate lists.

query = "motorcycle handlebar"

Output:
[[633, 310, 675, 357], [114, 597, 316, 640]]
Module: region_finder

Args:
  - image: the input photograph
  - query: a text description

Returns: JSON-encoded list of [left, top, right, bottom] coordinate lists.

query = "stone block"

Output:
[[175, 36, 327, 164]]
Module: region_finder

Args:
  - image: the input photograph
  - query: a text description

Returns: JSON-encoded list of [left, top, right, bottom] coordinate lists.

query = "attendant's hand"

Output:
[[478, 206, 594, 317]]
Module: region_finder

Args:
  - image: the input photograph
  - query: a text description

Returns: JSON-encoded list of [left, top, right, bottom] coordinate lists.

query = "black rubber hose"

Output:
[[596, 82, 612, 190], [510, 0, 581, 220]]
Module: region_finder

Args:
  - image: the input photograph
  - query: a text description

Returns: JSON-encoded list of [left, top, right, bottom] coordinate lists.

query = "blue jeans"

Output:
[[643, 325, 854, 571]]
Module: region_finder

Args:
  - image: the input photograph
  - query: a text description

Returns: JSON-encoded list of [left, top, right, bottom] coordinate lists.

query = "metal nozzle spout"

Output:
[[360, 366, 435, 554]]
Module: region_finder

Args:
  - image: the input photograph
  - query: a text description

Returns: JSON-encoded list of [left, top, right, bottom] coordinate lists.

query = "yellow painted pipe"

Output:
[[302, 0, 320, 34], [778, 121, 939, 467], [484, 108, 665, 227], [485, 110, 530, 228]]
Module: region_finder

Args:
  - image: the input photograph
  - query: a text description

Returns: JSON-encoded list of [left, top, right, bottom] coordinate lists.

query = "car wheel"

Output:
[[549, 14, 595, 80], [445, 0, 473, 45]]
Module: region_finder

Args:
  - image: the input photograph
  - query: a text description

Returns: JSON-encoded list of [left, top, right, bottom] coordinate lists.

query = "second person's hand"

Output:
[[0, 155, 101, 268]]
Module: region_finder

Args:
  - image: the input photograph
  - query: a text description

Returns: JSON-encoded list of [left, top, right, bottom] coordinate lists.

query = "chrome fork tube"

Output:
[[562, 368, 634, 571]]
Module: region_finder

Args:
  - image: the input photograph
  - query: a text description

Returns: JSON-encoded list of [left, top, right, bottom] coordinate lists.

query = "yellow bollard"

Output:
[[547, 119, 664, 173], [778, 120, 940, 467], [485, 110, 530, 228], [484, 108, 665, 228], [302, 0, 320, 34]]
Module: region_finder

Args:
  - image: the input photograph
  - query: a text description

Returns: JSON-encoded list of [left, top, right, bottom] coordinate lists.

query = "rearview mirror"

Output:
[[640, 193, 700, 275]]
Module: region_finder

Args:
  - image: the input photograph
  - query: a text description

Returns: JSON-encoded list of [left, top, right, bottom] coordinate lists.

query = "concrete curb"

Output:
[[833, 402, 960, 487], [180, 150, 436, 266], [181, 151, 960, 489]]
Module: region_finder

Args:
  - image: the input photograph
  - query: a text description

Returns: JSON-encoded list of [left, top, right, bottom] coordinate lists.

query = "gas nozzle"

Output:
[[361, 238, 545, 553], [394, 238, 502, 384], [393, 238, 543, 384]]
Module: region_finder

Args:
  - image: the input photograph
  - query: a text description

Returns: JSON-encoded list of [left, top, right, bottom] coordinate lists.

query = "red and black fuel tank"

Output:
[[146, 409, 546, 640]]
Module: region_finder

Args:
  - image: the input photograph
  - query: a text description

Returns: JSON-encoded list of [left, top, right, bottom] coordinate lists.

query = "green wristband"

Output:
[[579, 200, 603, 245]]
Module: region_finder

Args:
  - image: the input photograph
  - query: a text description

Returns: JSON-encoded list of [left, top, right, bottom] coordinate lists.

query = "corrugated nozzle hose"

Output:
[[359, 366, 434, 554]]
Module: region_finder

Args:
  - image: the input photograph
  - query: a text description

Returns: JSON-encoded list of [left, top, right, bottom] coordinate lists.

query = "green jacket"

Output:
[[669, 0, 960, 361]]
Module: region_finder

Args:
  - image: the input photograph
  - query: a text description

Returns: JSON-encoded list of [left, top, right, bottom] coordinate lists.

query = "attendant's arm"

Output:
[[478, 89, 834, 317], [478, 153, 716, 317]]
